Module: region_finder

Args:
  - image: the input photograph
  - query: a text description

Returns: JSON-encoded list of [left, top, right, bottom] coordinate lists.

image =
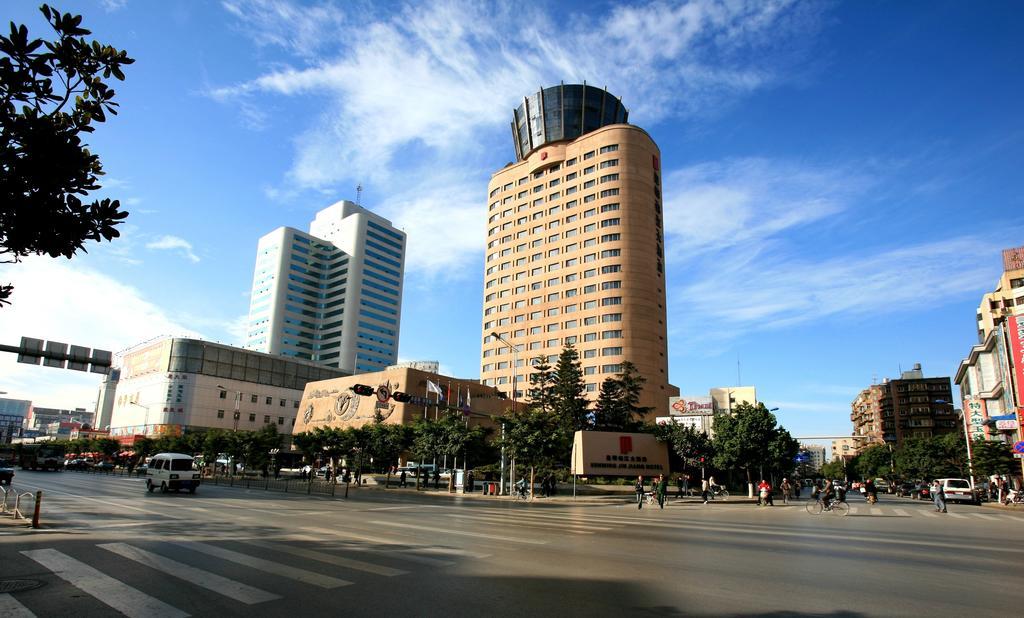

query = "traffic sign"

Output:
[[1012, 441, 1024, 455]]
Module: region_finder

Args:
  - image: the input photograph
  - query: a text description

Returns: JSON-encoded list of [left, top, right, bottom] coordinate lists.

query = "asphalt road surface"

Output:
[[2, 471, 1023, 617]]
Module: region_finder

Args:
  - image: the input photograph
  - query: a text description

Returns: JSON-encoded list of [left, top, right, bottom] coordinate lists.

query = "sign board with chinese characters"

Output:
[[656, 416, 703, 430], [1009, 316, 1024, 414], [995, 420, 1018, 430], [669, 396, 714, 416], [965, 398, 988, 441], [570, 430, 669, 476]]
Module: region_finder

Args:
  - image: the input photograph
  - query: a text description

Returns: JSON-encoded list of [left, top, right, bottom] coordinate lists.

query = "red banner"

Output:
[[1009, 315, 1024, 413]]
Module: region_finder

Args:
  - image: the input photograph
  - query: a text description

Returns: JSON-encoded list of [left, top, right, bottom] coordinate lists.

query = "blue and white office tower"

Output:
[[245, 200, 405, 375]]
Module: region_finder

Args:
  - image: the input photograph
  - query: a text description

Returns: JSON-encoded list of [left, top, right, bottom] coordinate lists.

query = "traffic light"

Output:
[[351, 384, 374, 396], [391, 391, 411, 403]]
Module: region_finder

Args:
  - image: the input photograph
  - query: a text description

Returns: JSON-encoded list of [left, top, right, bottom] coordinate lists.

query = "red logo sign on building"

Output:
[[540, 151, 548, 160], [619, 436, 633, 455]]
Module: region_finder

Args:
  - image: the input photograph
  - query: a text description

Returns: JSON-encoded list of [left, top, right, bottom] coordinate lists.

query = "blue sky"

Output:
[[2, 1, 1022, 452]]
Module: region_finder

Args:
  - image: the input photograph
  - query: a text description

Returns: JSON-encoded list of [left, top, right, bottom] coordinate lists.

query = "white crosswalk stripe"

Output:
[[0, 593, 36, 618], [446, 512, 605, 534], [919, 511, 938, 517], [21, 548, 188, 618], [98, 543, 282, 604], [243, 539, 407, 576], [892, 508, 911, 517], [946, 512, 968, 519], [971, 513, 1000, 521], [374, 519, 547, 544], [169, 541, 351, 588]]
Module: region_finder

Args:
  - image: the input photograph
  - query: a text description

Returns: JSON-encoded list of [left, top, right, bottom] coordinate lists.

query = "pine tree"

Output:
[[551, 344, 589, 432]]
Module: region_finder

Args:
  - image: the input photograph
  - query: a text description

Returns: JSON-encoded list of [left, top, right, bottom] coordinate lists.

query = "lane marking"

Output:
[[290, 526, 482, 561], [373, 520, 547, 544], [98, 543, 281, 604], [868, 507, 882, 516], [170, 541, 351, 589], [946, 513, 968, 519], [848, 507, 859, 515], [0, 593, 36, 617], [919, 511, 938, 518], [243, 539, 407, 577], [891, 508, 910, 517], [21, 548, 188, 618], [446, 512, 605, 533], [971, 513, 999, 521]]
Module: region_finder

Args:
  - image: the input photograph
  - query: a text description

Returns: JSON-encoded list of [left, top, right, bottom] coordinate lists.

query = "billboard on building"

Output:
[[120, 339, 173, 380], [656, 416, 702, 430], [570, 431, 669, 477], [669, 396, 714, 416], [1009, 315, 1024, 414]]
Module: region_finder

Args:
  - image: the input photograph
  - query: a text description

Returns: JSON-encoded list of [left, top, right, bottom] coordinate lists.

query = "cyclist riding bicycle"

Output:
[[514, 478, 528, 498], [821, 479, 836, 509]]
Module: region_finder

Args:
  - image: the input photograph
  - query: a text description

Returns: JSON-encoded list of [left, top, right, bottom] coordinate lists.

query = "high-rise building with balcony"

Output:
[[245, 200, 405, 374], [850, 363, 957, 449], [480, 84, 677, 419]]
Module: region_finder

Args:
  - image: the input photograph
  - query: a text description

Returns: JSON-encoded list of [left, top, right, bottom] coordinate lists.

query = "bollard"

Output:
[[32, 491, 42, 529]]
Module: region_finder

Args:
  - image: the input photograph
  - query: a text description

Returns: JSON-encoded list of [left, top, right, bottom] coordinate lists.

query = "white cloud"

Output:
[[0, 258, 202, 409], [146, 235, 201, 263], [663, 158, 865, 259], [211, 0, 825, 279], [671, 236, 994, 341]]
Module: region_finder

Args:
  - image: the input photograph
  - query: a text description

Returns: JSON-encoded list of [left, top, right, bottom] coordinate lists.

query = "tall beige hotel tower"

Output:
[[480, 84, 677, 419]]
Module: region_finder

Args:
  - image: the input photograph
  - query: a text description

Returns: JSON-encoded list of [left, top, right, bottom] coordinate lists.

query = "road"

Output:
[[2, 471, 1022, 617]]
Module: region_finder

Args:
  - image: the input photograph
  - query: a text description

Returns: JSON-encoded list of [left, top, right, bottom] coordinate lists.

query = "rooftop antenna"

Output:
[[737, 356, 742, 386], [356, 184, 363, 207]]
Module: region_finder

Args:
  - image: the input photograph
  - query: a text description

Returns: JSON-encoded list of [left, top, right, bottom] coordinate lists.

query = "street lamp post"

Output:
[[216, 384, 241, 432], [490, 331, 521, 496], [128, 401, 150, 436]]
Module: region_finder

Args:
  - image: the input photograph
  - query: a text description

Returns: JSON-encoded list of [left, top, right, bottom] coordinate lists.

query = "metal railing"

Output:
[[1, 484, 43, 527]]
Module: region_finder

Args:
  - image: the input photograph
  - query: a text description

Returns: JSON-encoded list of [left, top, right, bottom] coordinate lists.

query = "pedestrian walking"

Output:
[[701, 477, 709, 504], [433, 468, 441, 489], [399, 469, 407, 488], [635, 475, 645, 510], [780, 478, 792, 505], [657, 474, 668, 509], [932, 480, 947, 513], [675, 475, 685, 499]]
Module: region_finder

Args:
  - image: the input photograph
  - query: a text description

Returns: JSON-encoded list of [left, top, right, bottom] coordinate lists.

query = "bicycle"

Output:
[[805, 498, 849, 516], [709, 486, 729, 500], [512, 485, 529, 501]]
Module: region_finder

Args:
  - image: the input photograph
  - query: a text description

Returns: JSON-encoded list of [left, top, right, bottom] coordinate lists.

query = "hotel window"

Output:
[[584, 223, 596, 232], [565, 335, 578, 345], [583, 194, 596, 203], [583, 284, 597, 293], [565, 319, 578, 329], [583, 180, 595, 189], [547, 292, 560, 301], [583, 165, 595, 175], [583, 268, 597, 278], [548, 192, 560, 200], [528, 341, 542, 350], [600, 203, 619, 213], [566, 214, 578, 223], [250, 394, 258, 403], [548, 248, 560, 257], [565, 258, 578, 267], [601, 364, 622, 374], [265, 396, 273, 404], [600, 218, 620, 228], [565, 199, 578, 208], [583, 349, 597, 358], [584, 333, 598, 342], [601, 296, 621, 305], [599, 174, 618, 183], [518, 190, 528, 198], [584, 253, 596, 263], [518, 177, 528, 185], [584, 366, 596, 375], [565, 186, 577, 195], [599, 159, 619, 168], [546, 322, 559, 331], [564, 228, 577, 238], [547, 308, 560, 317], [601, 347, 623, 356], [599, 188, 619, 198], [217, 410, 225, 419], [584, 316, 598, 325], [601, 249, 621, 258], [547, 277, 559, 286], [565, 273, 578, 282], [600, 233, 620, 243], [599, 144, 618, 153], [601, 281, 621, 290], [584, 238, 596, 247], [264, 415, 271, 424], [530, 326, 542, 335], [249, 413, 256, 422], [600, 265, 621, 274], [566, 157, 577, 166], [602, 313, 622, 322], [601, 330, 622, 339], [583, 151, 595, 160], [549, 178, 560, 187], [584, 300, 598, 309], [547, 338, 559, 347]]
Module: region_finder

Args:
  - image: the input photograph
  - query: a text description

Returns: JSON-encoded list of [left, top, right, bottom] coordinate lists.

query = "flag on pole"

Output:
[[466, 389, 472, 408], [426, 380, 444, 399]]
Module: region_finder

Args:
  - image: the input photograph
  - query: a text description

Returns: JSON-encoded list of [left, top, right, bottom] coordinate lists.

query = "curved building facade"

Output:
[[483, 88, 677, 420], [511, 84, 628, 161]]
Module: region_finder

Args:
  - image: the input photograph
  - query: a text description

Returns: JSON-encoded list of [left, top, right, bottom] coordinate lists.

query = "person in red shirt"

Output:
[[757, 479, 774, 506]]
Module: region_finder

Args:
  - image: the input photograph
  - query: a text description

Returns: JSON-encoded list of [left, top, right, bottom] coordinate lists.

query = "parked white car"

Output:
[[936, 478, 978, 505]]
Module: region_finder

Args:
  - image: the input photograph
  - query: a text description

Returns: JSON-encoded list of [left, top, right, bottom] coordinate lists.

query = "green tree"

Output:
[[592, 361, 651, 431], [655, 422, 714, 475], [550, 344, 589, 432], [893, 435, 965, 480], [366, 420, 411, 481], [971, 440, 1015, 477], [849, 444, 892, 480], [94, 437, 120, 459], [527, 355, 555, 413], [711, 402, 793, 487], [767, 429, 800, 479], [820, 460, 846, 480], [0, 4, 134, 305], [501, 406, 572, 470]]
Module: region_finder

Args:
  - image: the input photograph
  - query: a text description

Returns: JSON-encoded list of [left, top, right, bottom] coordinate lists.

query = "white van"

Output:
[[936, 478, 978, 505], [146, 453, 201, 494]]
